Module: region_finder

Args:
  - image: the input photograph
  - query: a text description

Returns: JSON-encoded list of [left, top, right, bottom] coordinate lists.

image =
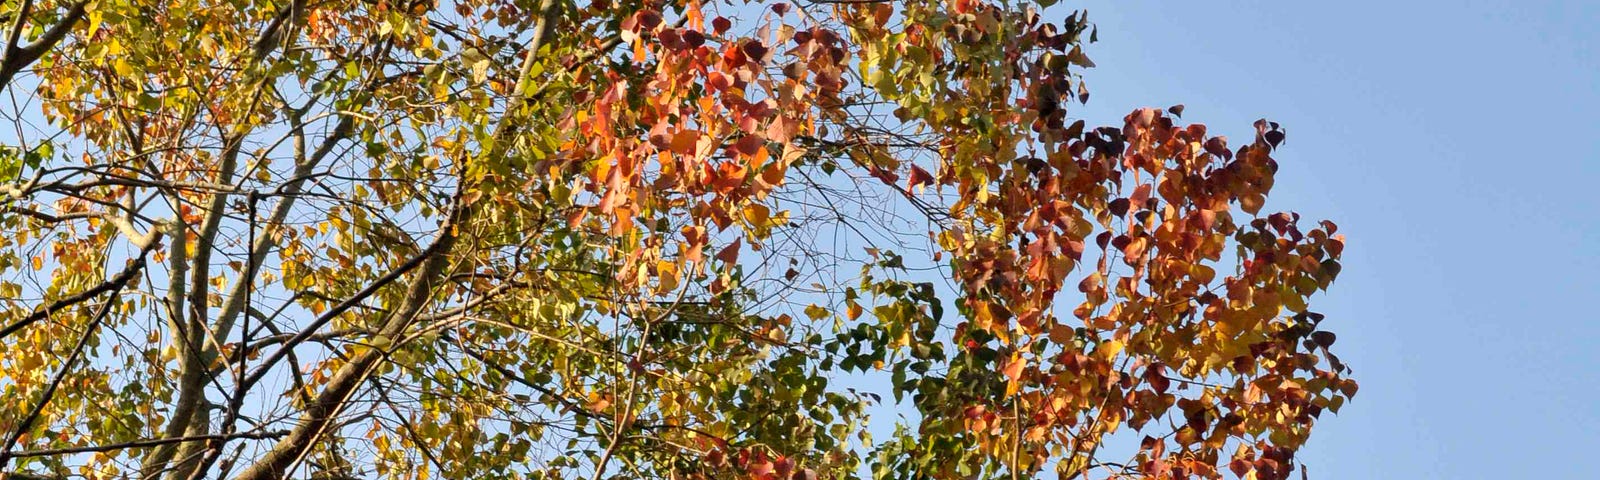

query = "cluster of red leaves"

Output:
[[936, 107, 1353, 479], [823, 0, 1354, 475], [509, 0, 1352, 477], [557, 2, 856, 292]]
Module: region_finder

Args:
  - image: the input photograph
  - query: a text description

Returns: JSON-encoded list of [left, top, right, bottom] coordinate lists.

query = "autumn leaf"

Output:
[[715, 238, 742, 264], [906, 164, 935, 191], [0, 2, 1353, 480]]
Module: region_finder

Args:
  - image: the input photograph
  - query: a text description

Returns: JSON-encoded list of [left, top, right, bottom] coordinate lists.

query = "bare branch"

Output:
[[6, 431, 289, 459]]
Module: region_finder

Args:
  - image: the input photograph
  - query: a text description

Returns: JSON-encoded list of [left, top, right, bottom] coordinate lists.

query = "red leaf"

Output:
[[636, 10, 663, 31], [1229, 459, 1251, 477], [658, 28, 685, 50], [732, 135, 765, 157], [1064, 239, 1084, 260], [1268, 212, 1294, 234], [868, 165, 899, 185], [740, 40, 770, 63], [682, 29, 705, 48], [711, 161, 747, 194], [706, 71, 731, 92], [1204, 136, 1230, 157], [747, 449, 774, 476], [1145, 364, 1170, 394], [906, 164, 934, 190]]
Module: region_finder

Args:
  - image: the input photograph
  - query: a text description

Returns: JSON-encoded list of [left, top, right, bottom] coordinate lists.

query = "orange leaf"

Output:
[[670, 129, 700, 155], [1003, 355, 1025, 382], [681, 225, 707, 263]]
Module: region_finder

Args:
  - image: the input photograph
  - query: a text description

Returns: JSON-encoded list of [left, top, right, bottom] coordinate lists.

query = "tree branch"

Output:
[[234, 1, 560, 476], [0, 238, 159, 341], [6, 431, 288, 459], [0, 286, 118, 470], [0, 0, 90, 92]]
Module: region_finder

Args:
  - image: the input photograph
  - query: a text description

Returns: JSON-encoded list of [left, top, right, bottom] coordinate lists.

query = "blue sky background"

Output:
[[1056, 0, 1600, 477]]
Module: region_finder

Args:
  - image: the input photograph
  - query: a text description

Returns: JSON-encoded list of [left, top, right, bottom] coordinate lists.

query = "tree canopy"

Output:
[[0, 0, 1354, 479]]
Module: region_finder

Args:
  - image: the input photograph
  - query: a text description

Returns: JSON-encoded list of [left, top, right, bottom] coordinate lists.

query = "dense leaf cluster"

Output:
[[0, 1, 1351, 479]]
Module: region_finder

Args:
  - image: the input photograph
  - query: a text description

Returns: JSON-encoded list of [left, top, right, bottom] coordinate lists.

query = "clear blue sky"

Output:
[[1059, 0, 1600, 477]]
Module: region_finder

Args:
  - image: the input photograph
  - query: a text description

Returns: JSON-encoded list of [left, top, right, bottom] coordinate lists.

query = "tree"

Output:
[[0, 0, 1354, 479]]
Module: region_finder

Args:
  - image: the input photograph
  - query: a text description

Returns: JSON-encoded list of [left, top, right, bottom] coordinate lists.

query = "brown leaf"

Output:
[[1311, 331, 1336, 348], [715, 238, 741, 264], [1108, 198, 1130, 218], [1077, 272, 1102, 293], [1130, 183, 1152, 207]]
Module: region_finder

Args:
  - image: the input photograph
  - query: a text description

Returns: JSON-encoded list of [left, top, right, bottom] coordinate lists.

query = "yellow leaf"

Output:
[[656, 260, 680, 293], [1281, 286, 1307, 313], [1097, 340, 1124, 360], [742, 203, 770, 226], [87, 11, 103, 36]]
